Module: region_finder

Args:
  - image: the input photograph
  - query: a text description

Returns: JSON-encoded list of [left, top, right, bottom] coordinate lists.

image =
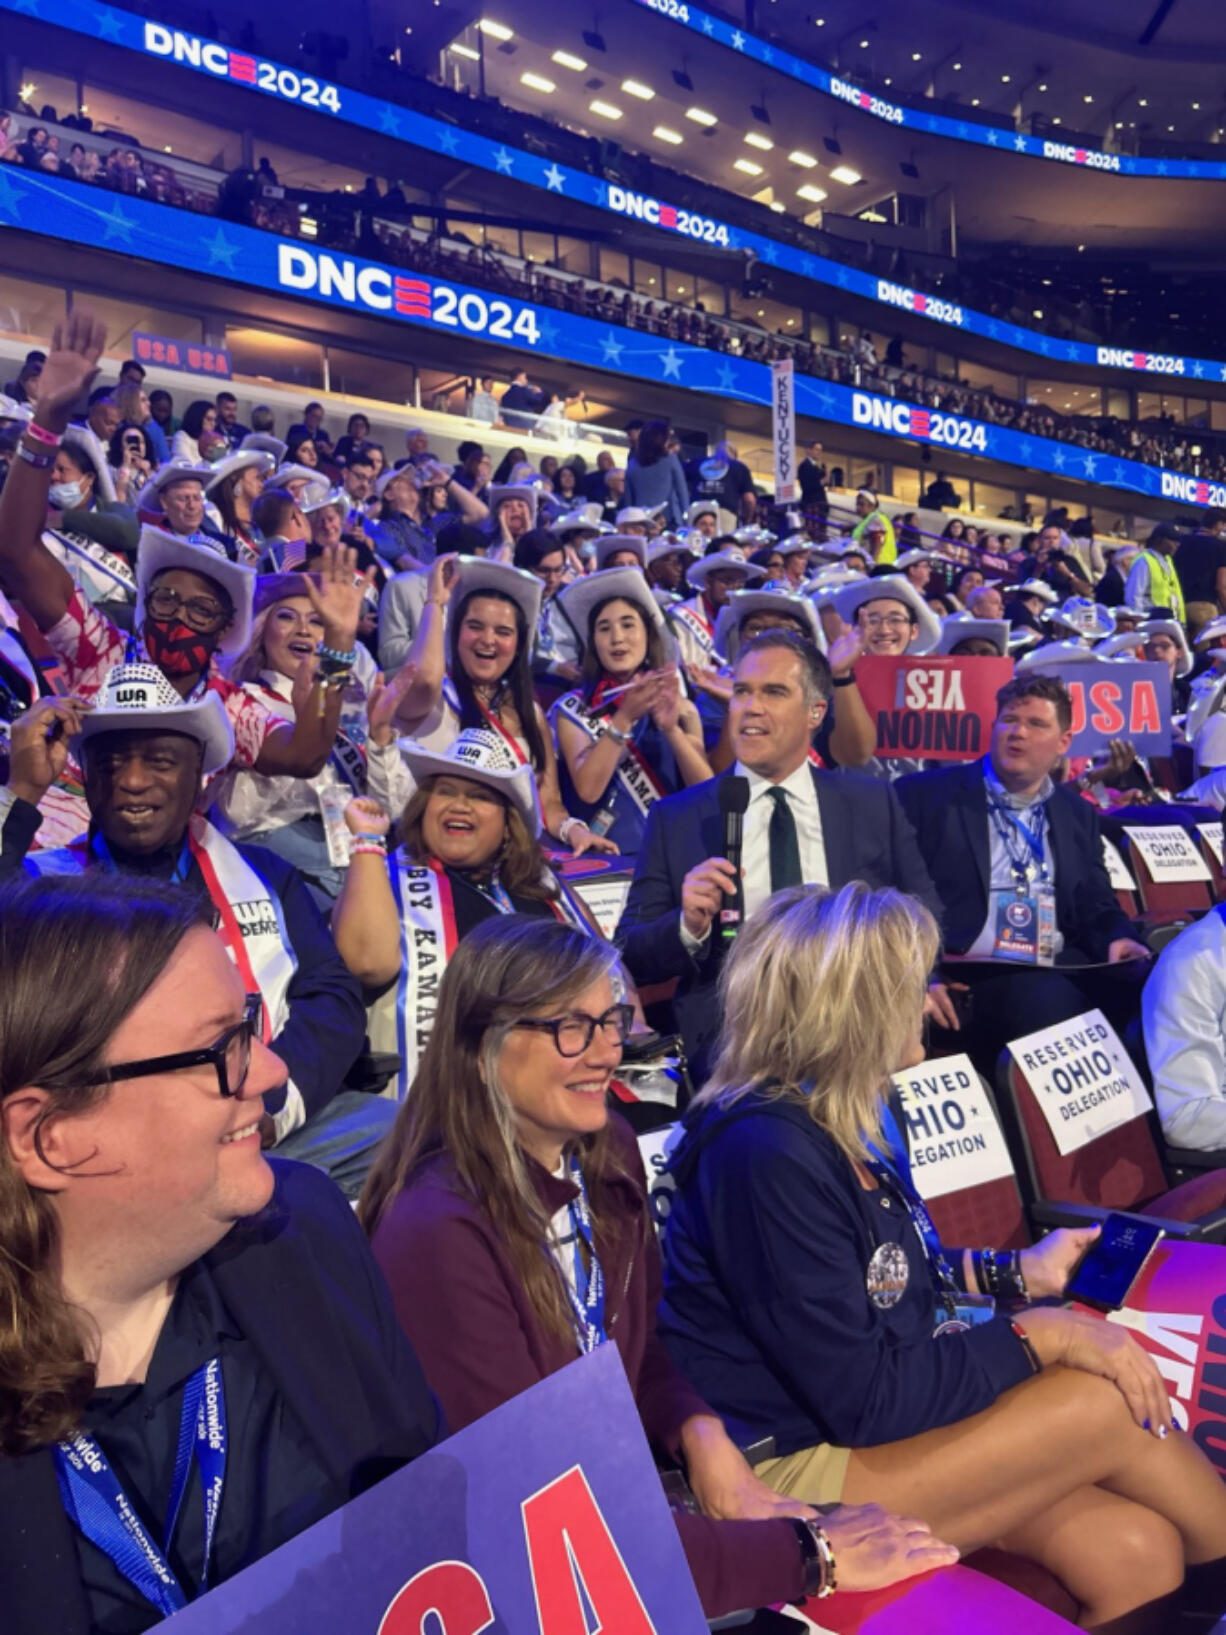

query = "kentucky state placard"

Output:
[[1006, 1009, 1152, 1157]]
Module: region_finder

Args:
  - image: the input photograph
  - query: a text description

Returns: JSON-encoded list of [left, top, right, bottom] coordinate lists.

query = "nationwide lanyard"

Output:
[[863, 1114, 961, 1321], [564, 1155, 608, 1353], [987, 792, 1049, 890], [53, 1358, 228, 1618], [469, 867, 516, 914]]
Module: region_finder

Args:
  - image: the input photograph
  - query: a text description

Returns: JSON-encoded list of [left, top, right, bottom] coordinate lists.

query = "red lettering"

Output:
[[136, 336, 151, 358], [1089, 680, 1124, 735], [522, 1466, 656, 1635], [1131, 679, 1162, 735], [1067, 681, 1087, 736], [167, 343, 182, 366], [152, 340, 166, 361], [188, 347, 202, 370], [378, 1562, 494, 1635]]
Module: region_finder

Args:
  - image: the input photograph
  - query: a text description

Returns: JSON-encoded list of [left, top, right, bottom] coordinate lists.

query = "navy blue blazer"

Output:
[[614, 766, 941, 1074], [0, 1161, 442, 1635], [658, 1096, 1033, 1456], [895, 758, 1134, 961]]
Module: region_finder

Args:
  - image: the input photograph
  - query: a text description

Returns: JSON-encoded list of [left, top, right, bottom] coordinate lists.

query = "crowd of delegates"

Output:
[[5, 103, 1226, 486], [5, 313, 1226, 1631]]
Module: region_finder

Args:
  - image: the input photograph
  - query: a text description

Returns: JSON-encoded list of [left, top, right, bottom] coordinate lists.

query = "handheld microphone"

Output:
[[718, 775, 750, 946]]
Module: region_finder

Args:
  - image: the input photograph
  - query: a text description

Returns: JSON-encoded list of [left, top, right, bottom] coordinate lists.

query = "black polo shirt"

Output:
[[75, 1258, 342, 1633]]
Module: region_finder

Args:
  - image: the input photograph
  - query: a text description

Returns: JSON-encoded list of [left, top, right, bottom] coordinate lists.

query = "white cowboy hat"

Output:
[[830, 574, 941, 654], [402, 726, 539, 837], [63, 423, 117, 505], [136, 457, 211, 514], [686, 546, 766, 590], [733, 526, 778, 550], [646, 533, 699, 565], [712, 588, 825, 663], [894, 548, 944, 572], [300, 485, 348, 517], [136, 525, 256, 657], [1103, 618, 1191, 678], [805, 566, 866, 606], [239, 432, 287, 464], [595, 533, 647, 570], [448, 555, 542, 634], [0, 393, 32, 423], [1194, 616, 1226, 649], [777, 534, 815, 559], [203, 449, 275, 495], [615, 504, 665, 528], [558, 567, 675, 660], [74, 659, 234, 774], [686, 499, 720, 525], [1012, 578, 1060, 606], [1049, 596, 1116, 642], [936, 613, 1010, 657], [1015, 639, 1108, 674], [549, 506, 606, 539], [489, 483, 542, 517], [1187, 667, 1226, 741], [273, 463, 333, 508]]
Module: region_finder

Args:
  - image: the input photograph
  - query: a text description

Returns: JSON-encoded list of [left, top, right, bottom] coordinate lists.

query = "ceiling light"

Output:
[[952, 61, 962, 70], [521, 71, 556, 92], [551, 49, 587, 70], [744, 131, 774, 149], [686, 106, 718, 125], [1033, 309, 1043, 318], [788, 148, 818, 167], [911, 51, 922, 60], [859, 39, 869, 48], [449, 41, 479, 59], [477, 18, 512, 40], [590, 99, 622, 119], [1167, 124, 1175, 131], [621, 78, 655, 100], [971, 97, 980, 105], [1192, 101, 1201, 109], [815, 15, 825, 23], [1001, 74, 1011, 83], [797, 183, 828, 203], [829, 165, 862, 184], [883, 76, 892, 84], [1083, 94, 1093, 103], [19, 82, 35, 99], [734, 158, 764, 175], [653, 124, 683, 144], [1052, 116, 1062, 124], [1139, 97, 1148, 106], [769, 200, 786, 211]]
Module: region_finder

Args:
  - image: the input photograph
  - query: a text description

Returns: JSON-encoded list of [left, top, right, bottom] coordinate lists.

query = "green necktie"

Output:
[[767, 786, 803, 893]]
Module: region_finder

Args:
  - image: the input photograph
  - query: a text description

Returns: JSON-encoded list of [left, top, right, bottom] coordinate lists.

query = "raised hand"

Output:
[[304, 543, 371, 652], [826, 615, 865, 678], [35, 313, 108, 429], [426, 552, 459, 609], [366, 663, 418, 747], [343, 795, 390, 838], [7, 695, 92, 804]]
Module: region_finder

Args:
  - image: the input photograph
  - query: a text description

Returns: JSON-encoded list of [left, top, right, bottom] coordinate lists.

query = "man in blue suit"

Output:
[[615, 631, 941, 1080], [896, 674, 1151, 1074]]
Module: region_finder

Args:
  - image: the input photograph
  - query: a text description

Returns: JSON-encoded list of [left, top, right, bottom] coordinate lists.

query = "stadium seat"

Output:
[[1117, 826, 1212, 943], [995, 1048, 1226, 1238]]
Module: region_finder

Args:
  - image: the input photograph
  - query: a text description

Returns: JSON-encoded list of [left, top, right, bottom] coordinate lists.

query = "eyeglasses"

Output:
[[94, 994, 264, 1098], [147, 584, 231, 633], [512, 1003, 635, 1058], [861, 613, 913, 630]]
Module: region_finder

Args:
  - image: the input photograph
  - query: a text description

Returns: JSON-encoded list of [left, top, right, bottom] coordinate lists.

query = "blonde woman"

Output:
[[658, 883, 1226, 1632]]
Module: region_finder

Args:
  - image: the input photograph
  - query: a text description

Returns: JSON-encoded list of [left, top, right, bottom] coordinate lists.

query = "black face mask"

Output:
[[144, 618, 214, 677]]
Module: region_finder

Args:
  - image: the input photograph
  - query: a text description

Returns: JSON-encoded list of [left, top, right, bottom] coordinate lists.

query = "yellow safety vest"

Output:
[[1142, 551, 1185, 621], [854, 510, 897, 564]]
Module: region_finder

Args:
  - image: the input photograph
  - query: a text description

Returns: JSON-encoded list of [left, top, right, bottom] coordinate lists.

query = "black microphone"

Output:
[[718, 775, 750, 946]]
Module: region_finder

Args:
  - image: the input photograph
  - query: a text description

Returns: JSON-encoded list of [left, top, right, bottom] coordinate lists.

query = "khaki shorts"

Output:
[[755, 1440, 851, 1506]]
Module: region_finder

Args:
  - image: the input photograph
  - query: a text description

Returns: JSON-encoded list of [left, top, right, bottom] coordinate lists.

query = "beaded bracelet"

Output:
[[975, 1247, 1028, 1301], [317, 642, 359, 666], [349, 838, 388, 858], [24, 422, 62, 449]]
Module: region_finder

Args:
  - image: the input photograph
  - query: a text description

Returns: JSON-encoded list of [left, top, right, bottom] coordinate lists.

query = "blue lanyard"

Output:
[[987, 795, 1049, 887], [564, 1156, 608, 1353], [91, 832, 193, 884], [472, 869, 515, 914], [864, 1116, 960, 1318], [53, 1358, 228, 1617]]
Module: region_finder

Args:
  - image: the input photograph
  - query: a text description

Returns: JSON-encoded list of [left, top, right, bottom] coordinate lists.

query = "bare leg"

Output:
[[1000, 1485, 1183, 1630], [836, 1367, 1226, 1564]]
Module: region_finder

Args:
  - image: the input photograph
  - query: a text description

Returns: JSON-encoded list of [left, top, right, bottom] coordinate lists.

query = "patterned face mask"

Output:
[[144, 617, 214, 677]]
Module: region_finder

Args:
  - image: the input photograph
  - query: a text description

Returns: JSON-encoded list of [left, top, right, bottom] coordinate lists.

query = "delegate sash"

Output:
[[667, 598, 719, 664], [552, 690, 667, 824], [388, 853, 594, 1098], [43, 527, 137, 605], [188, 817, 298, 1038]]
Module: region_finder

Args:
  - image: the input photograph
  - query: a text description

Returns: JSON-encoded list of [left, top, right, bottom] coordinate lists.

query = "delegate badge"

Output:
[[866, 1242, 910, 1309]]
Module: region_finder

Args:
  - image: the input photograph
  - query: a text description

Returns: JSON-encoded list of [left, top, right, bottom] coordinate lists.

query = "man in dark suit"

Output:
[[615, 631, 940, 1079], [896, 674, 1151, 1075]]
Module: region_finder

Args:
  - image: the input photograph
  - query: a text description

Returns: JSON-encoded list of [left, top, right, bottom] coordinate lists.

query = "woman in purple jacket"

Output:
[[359, 914, 957, 1620]]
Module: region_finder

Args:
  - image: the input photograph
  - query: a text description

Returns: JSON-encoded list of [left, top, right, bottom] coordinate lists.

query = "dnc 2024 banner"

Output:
[[7, 0, 1226, 391], [2, 165, 1220, 511]]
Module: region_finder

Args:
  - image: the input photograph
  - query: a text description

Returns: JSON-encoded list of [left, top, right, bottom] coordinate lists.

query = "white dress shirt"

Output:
[[681, 759, 827, 952], [1143, 906, 1226, 1152]]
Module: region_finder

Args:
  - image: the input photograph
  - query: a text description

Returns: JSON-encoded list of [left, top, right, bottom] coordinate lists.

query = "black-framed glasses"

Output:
[[94, 994, 264, 1098], [146, 584, 231, 633], [513, 1003, 635, 1058]]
